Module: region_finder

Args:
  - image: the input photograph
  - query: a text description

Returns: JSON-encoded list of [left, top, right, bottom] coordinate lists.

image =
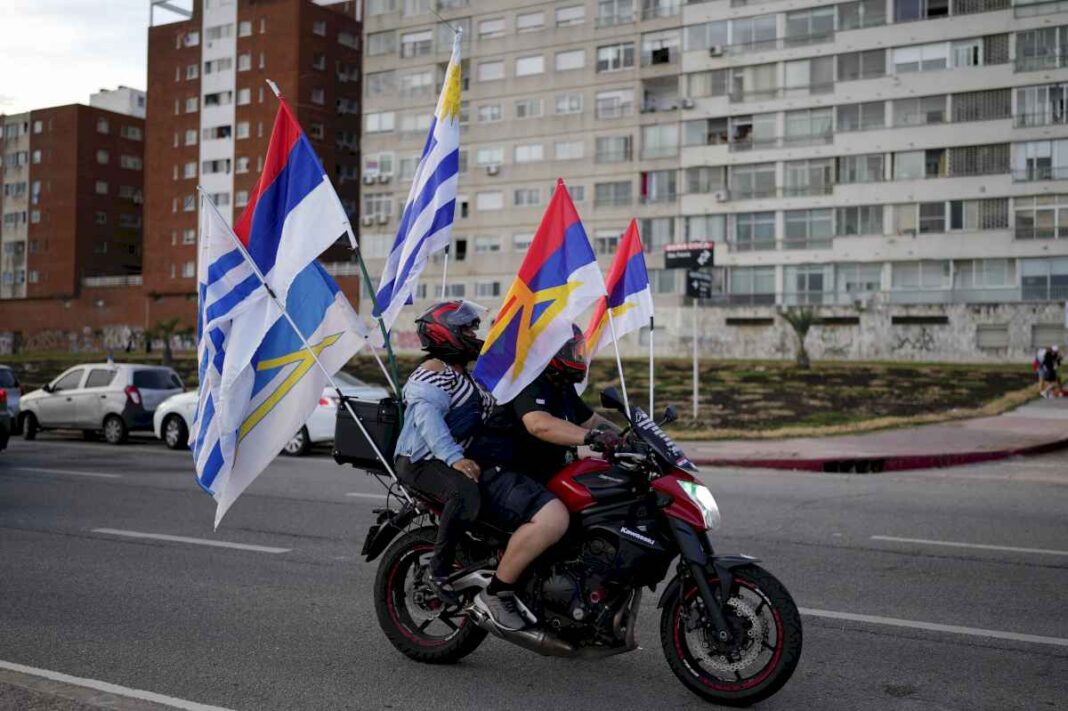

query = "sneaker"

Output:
[[474, 589, 531, 632]]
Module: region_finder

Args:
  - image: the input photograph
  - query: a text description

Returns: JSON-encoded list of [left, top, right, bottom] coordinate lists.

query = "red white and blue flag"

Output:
[[585, 219, 654, 357], [473, 179, 605, 403]]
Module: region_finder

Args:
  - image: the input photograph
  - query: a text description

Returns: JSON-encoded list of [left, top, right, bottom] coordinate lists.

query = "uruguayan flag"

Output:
[[374, 29, 463, 333]]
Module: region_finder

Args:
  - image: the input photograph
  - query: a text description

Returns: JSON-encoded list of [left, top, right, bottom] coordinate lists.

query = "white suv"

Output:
[[19, 363, 183, 444]]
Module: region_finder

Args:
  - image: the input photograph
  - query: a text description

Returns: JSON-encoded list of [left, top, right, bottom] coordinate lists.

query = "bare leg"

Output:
[[495, 499, 569, 584]]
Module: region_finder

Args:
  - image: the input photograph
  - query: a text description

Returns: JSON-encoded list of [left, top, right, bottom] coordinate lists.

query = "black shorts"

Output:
[[478, 466, 557, 532]]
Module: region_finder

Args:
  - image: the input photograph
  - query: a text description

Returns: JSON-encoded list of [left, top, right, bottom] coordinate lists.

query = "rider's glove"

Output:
[[584, 427, 623, 455]]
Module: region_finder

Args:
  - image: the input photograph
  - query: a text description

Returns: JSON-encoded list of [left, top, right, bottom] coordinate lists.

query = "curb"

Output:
[[691, 436, 1068, 473]]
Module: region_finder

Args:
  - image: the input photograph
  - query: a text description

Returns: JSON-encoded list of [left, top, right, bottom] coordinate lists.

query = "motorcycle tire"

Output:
[[659, 564, 802, 707], [374, 526, 487, 664]]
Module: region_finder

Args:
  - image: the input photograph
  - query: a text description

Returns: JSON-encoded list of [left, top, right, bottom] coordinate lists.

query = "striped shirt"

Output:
[[408, 363, 493, 450]]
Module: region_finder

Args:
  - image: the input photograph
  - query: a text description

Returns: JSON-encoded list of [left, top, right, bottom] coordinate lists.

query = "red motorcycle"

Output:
[[355, 389, 802, 706]]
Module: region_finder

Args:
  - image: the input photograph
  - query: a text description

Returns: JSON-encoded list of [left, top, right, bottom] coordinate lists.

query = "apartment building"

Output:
[[0, 104, 145, 301], [361, 0, 1068, 361], [144, 0, 363, 303]]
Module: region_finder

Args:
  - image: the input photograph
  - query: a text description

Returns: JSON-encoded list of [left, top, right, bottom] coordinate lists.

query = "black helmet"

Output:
[[547, 324, 587, 384], [415, 300, 485, 363]]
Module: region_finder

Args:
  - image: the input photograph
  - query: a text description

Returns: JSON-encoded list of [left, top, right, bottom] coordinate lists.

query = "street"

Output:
[[1, 434, 1065, 710]]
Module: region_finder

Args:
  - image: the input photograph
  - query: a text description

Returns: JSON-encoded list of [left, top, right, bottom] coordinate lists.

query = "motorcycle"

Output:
[[356, 388, 802, 706]]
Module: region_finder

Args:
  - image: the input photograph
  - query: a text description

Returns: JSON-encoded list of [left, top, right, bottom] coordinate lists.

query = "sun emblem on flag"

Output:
[[438, 61, 462, 123], [484, 278, 582, 383]]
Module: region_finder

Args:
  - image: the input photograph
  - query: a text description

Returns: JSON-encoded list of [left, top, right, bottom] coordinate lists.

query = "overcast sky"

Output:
[[0, 0, 161, 114]]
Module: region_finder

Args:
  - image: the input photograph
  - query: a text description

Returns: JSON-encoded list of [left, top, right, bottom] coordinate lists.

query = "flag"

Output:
[[584, 219, 654, 357], [473, 179, 605, 403], [374, 30, 462, 333]]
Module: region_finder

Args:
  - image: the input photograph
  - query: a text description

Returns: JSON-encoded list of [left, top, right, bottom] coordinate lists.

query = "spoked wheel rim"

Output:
[[673, 579, 785, 692], [384, 543, 469, 647], [104, 418, 124, 443], [283, 430, 305, 454], [164, 418, 183, 447]]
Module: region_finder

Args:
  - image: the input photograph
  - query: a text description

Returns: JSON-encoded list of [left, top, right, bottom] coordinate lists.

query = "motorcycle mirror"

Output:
[[600, 387, 626, 413], [661, 405, 678, 425]]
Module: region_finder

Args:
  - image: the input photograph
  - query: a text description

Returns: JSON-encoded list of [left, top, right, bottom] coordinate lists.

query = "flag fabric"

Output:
[[473, 179, 606, 403], [374, 30, 463, 333], [584, 219, 654, 358]]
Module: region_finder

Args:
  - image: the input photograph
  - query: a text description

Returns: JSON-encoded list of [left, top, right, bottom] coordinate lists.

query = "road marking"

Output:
[[8, 466, 122, 479], [345, 492, 388, 500], [871, 535, 1068, 557], [800, 608, 1068, 648], [91, 528, 291, 554], [0, 659, 235, 711]]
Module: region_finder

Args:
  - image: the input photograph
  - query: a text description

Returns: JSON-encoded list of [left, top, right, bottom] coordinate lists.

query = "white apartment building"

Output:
[[361, 0, 1068, 361], [90, 87, 148, 119]]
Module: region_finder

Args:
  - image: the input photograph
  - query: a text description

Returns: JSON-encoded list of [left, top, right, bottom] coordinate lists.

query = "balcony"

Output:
[[1015, 111, 1068, 128], [1012, 166, 1068, 182], [725, 32, 835, 56], [1014, 52, 1068, 73], [640, 2, 680, 20], [730, 132, 834, 152]]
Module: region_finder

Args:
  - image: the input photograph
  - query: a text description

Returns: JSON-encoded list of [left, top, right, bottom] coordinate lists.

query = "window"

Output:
[[837, 154, 884, 183], [683, 167, 725, 195], [683, 118, 729, 147], [729, 63, 779, 100], [784, 158, 834, 196], [96, 149, 109, 165], [729, 114, 776, 150], [203, 91, 230, 107], [594, 180, 632, 207], [555, 141, 584, 160], [478, 18, 505, 39], [642, 30, 680, 66], [836, 101, 885, 132], [556, 93, 583, 115], [515, 188, 541, 206], [400, 30, 432, 58], [478, 104, 502, 123], [892, 95, 946, 126], [1015, 194, 1068, 239], [477, 60, 504, 82], [182, 228, 196, 245], [95, 181, 108, 195], [894, 149, 946, 179], [473, 236, 502, 254], [641, 124, 678, 159], [238, 19, 251, 37], [784, 108, 833, 145], [184, 194, 196, 211], [95, 211, 107, 225], [120, 155, 142, 170], [733, 212, 776, 251], [236, 88, 251, 105], [557, 5, 585, 26], [476, 282, 502, 299], [784, 209, 833, 249], [515, 98, 543, 119], [949, 144, 1009, 177], [784, 57, 835, 95], [597, 43, 635, 72], [366, 112, 395, 133], [597, 0, 635, 27], [236, 156, 251, 173], [237, 53, 251, 72], [891, 261, 951, 290], [402, 0, 431, 15], [639, 217, 675, 251], [730, 163, 776, 199], [1017, 27, 1068, 72], [595, 135, 632, 162], [476, 191, 504, 211], [183, 162, 196, 179], [399, 69, 433, 97], [687, 69, 729, 98], [641, 169, 677, 203], [730, 14, 776, 49], [837, 264, 883, 298], [837, 205, 884, 236], [1021, 257, 1068, 300], [556, 49, 585, 72], [595, 89, 634, 119], [685, 20, 727, 51], [729, 267, 775, 305], [785, 265, 832, 305], [514, 55, 545, 77], [96, 117, 109, 134], [52, 369, 85, 393], [366, 71, 396, 97], [476, 146, 504, 166], [686, 215, 726, 242], [367, 31, 396, 56], [184, 129, 197, 146], [838, 50, 886, 80], [363, 194, 393, 221], [235, 121, 250, 139], [893, 42, 953, 73], [1014, 140, 1068, 180], [517, 11, 544, 32], [919, 202, 947, 233], [838, 0, 886, 30], [514, 144, 544, 163], [785, 7, 835, 46]]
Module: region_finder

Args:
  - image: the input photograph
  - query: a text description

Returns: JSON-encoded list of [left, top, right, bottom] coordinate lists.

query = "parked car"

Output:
[[154, 371, 388, 455], [19, 363, 184, 444], [0, 364, 20, 434]]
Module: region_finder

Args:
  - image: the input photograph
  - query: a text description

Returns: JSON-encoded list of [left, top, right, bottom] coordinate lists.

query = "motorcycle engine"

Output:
[[538, 535, 619, 633]]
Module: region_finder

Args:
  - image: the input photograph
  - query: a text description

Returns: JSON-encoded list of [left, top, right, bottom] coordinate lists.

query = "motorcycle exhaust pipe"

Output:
[[469, 610, 577, 657]]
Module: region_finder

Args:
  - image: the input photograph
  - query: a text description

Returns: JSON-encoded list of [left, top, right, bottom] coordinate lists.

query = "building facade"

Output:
[[360, 0, 1068, 360]]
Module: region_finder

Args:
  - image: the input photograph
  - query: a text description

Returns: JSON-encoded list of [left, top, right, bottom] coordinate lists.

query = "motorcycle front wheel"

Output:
[[373, 526, 487, 664], [659, 564, 802, 707]]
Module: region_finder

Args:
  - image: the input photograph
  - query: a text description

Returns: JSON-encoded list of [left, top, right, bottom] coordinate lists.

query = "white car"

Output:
[[154, 371, 389, 455]]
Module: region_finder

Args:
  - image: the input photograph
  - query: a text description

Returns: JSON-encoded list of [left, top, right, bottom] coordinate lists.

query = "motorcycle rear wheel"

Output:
[[374, 526, 487, 664], [659, 564, 802, 707]]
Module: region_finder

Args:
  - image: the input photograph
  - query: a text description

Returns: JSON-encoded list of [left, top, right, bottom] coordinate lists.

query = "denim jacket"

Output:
[[394, 369, 484, 465]]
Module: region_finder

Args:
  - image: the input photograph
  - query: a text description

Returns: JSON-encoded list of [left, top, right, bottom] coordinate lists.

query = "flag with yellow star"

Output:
[[473, 179, 606, 403]]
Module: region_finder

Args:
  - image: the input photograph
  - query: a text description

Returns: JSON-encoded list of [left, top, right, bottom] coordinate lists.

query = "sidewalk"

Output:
[[686, 397, 1068, 473]]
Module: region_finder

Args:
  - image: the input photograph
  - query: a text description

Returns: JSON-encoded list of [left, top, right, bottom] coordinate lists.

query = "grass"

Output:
[[5, 350, 1038, 441]]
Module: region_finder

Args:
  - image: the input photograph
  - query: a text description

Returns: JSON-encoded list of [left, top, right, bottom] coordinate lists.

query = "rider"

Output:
[[467, 325, 622, 628]]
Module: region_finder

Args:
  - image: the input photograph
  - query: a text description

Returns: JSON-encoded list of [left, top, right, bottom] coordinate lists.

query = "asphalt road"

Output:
[[1, 432, 1066, 710]]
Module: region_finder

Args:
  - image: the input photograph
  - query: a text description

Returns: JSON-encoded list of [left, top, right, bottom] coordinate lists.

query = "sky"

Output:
[[0, 0, 166, 114]]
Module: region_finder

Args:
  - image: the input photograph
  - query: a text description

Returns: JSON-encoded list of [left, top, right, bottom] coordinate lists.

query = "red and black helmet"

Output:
[[548, 324, 588, 384], [415, 300, 485, 363]]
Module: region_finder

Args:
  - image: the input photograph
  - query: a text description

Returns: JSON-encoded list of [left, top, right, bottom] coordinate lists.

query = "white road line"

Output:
[[8, 466, 122, 479], [91, 528, 291, 554], [345, 492, 388, 500], [800, 608, 1068, 648], [871, 535, 1068, 557], [0, 659, 235, 711]]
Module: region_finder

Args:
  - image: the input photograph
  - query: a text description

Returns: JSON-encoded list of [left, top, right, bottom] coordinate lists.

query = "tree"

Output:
[[781, 307, 817, 369], [148, 318, 182, 367]]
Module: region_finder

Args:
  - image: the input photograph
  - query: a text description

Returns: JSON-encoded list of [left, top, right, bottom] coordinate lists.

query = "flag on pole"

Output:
[[374, 29, 463, 333], [584, 219, 654, 357], [473, 179, 605, 403]]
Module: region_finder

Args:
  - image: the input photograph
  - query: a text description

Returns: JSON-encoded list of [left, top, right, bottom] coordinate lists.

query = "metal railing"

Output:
[[729, 132, 833, 152], [724, 32, 835, 56], [1014, 111, 1068, 128], [641, 2, 681, 20], [81, 275, 143, 288], [1014, 52, 1068, 72], [1012, 167, 1068, 182]]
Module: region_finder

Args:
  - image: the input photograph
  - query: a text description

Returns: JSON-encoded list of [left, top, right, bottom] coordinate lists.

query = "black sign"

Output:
[[686, 270, 714, 299], [665, 241, 715, 270]]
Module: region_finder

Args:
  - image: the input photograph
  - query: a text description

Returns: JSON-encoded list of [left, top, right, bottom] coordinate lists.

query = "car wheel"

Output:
[[103, 415, 128, 445], [282, 426, 310, 456], [163, 414, 189, 450], [21, 413, 38, 441]]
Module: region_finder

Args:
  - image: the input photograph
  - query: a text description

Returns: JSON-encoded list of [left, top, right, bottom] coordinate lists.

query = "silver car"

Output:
[[20, 363, 184, 444]]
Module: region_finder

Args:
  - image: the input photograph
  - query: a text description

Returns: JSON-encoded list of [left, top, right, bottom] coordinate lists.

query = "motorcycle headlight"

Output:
[[678, 481, 721, 531]]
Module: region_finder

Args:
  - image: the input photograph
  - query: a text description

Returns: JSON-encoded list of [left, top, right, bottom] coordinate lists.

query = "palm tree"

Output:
[[781, 307, 817, 369]]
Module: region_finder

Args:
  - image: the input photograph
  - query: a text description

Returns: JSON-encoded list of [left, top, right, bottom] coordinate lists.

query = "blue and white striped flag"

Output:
[[374, 29, 463, 333]]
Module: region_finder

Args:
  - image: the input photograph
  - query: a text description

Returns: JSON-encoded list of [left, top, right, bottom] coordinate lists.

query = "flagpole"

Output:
[[198, 189, 410, 503], [649, 316, 655, 415], [440, 247, 449, 299], [605, 309, 631, 419]]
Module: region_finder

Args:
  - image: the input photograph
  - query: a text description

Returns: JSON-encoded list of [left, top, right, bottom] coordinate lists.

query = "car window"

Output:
[[52, 369, 85, 392], [133, 369, 182, 389], [85, 369, 117, 388], [0, 369, 17, 388]]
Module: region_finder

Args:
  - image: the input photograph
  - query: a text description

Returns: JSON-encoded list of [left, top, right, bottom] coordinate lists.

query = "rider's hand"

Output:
[[584, 427, 623, 455], [452, 458, 481, 481]]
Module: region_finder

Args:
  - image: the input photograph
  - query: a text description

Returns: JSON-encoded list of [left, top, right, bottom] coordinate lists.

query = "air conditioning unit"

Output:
[[709, 45, 725, 57], [376, 214, 389, 225], [486, 164, 500, 176], [362, 174, 376, 185], [377, 174, 391, 184], [361, 216, 374, 226], [682, 98, 696, 110], [713, 189, 730, 203]]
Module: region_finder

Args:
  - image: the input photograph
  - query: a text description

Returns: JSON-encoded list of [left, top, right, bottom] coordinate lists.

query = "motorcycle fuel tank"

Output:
[[548, 458, 637, 512]]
